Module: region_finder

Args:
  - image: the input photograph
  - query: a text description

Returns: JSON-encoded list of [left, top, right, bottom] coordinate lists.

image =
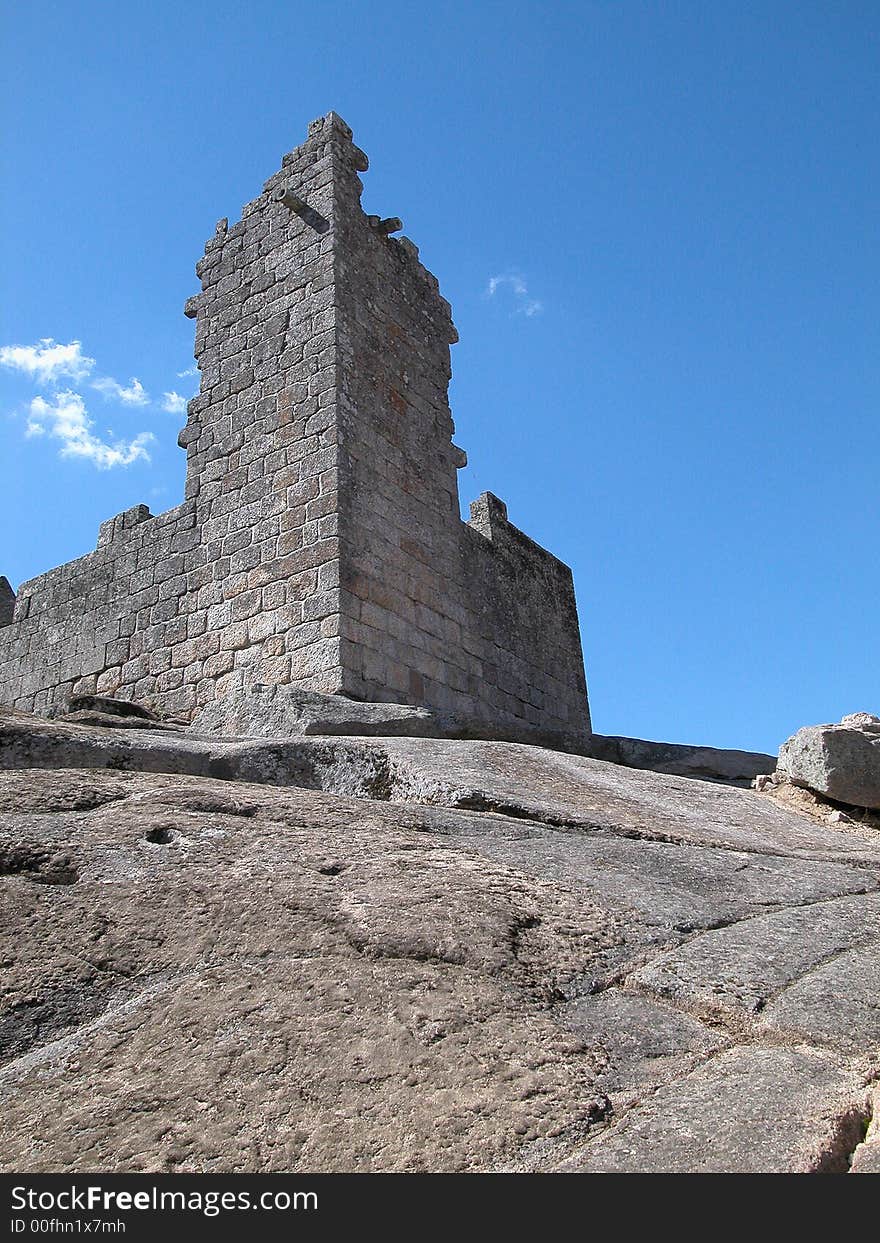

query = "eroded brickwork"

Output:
[[0, 113, 591, 742]]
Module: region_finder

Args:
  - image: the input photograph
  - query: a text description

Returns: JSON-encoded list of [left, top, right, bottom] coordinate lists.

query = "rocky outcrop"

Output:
[[779, 713, 880, 810], [50, 694, 185, 733], [189, 683, 775, 787], [585, 733, 774, 786], [190, 681, 452, 740], [189, 680, 591, 755], [1, 703, 878, 1172], [753, 772, 880, 835]]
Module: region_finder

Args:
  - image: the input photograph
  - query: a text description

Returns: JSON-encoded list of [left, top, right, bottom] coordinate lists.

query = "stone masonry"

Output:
[[0, 113, 591, 744]]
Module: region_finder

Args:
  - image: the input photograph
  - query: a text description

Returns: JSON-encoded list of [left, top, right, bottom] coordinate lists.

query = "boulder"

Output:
[[188, 680, 588, 752], [65, 694, 157, 720], [189, 681, 446, 739], [778, 713, 880, 810], [50, 695, 183, 732]]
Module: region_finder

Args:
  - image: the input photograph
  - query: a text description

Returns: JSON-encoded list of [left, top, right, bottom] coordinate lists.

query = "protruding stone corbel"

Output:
[[367, 215, 403, 236], [275, 187, 308, 214], [178, 416, 199, 450], [274, 187, 330, 234]]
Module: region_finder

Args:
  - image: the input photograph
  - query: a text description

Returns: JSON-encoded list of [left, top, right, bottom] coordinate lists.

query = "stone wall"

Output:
[[329, 149, 589, 736], [0, 503, 198, 713], [0, 113, 591, 742], [462, 496, 590, 737]]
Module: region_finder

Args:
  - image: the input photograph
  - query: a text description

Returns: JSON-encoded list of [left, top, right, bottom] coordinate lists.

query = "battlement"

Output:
[[0, 113, 590, 742]]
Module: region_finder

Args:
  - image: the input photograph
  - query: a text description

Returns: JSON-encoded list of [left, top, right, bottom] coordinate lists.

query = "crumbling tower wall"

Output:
[[0, 113, 590, 743]]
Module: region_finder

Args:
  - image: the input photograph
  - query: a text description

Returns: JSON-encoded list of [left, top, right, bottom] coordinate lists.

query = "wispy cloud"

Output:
[[0, 334, 191, 468], [161, 391, 188, 414], [2, 335, 193, 469], [92, 375, 149, 406], [0, 338, 95, 384], [485, 273, 543, 318], [176, 366, 197, 378], [25, 390, 154, 469]]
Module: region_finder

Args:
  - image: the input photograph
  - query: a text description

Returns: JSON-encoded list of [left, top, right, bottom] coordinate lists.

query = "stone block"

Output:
[[778, 714, 880, 809]]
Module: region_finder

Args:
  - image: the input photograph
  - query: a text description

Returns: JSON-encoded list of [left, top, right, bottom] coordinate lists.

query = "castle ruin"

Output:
[[0, 113, 590, 745]]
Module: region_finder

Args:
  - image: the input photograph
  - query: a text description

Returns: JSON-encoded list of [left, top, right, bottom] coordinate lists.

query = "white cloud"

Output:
[[3, 335, 193, 468], [161, 391, 188, 415], [0, 338, 96, 385], [26, 390, 154, 469], [176, 366, 197, 378], [92, 376, 149, 405], [485, 273, 543, 318]]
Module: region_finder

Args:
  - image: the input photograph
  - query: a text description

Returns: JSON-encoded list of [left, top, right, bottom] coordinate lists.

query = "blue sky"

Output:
[[2, 1, 877, 753]]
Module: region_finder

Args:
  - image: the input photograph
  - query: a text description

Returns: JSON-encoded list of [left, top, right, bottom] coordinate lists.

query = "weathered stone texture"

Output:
[[0, 113, 589, 741], [778, 713, 880, 810], [0, 503, 198, 715], [0, 577, 15, 628], [587, 732, 775, 785], [1, 707, 878, 1172]]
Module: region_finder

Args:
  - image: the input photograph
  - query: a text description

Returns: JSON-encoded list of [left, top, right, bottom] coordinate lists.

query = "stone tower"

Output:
[[0, 113, 591, 746]]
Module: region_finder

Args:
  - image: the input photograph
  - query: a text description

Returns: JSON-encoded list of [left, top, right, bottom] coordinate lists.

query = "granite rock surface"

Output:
[[779, 713, 880, 810], [1, 704, 878, 1172]]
